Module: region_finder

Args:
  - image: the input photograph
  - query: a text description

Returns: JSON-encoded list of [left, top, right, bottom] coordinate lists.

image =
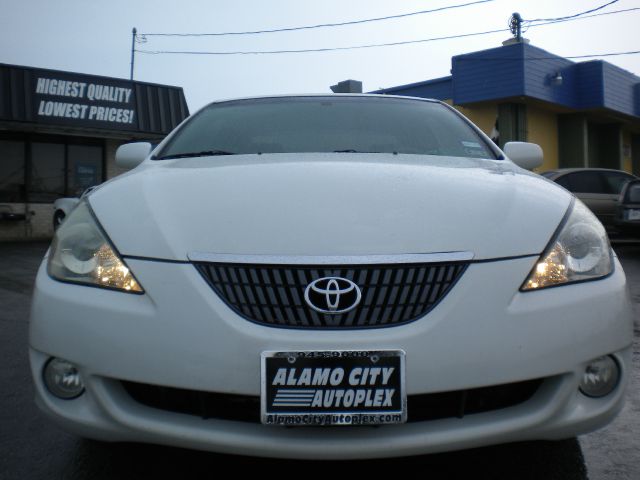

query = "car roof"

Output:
[[201, 93, 442, 110]]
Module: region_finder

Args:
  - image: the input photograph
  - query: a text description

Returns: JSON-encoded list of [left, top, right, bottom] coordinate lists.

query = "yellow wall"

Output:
[[445, 100, 497, 136], [446, 99, 560, 172], [526, 105, 559, 172]]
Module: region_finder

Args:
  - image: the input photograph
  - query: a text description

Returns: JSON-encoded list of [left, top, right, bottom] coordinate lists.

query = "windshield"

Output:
[[156, 96, 497, 160]]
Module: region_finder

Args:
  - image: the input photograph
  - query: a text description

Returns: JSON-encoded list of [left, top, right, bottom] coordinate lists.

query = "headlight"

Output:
[[48, 202, 143, 293], [521, 200, 612, 291]]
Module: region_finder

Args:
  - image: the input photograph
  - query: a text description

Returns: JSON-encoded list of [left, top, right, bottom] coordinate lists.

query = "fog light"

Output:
[[579, 356, 619, 398], [43, 358, 85, 399]]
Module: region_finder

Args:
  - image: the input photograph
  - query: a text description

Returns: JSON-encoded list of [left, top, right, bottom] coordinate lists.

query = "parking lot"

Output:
[[1, 241, 638, 480]]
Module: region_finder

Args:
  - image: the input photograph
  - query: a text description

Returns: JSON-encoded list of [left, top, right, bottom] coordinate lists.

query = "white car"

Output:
[[29, 95, 633, 460], [52, 197, 79, 230], [52, 186, 97, 230]]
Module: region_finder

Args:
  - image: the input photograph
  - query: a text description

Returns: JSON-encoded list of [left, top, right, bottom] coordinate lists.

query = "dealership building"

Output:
[[0, 63, 189, 240], [374, 40, 640, 175]]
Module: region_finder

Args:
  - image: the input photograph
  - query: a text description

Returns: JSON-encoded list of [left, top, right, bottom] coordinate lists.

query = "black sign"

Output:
[[32, 69, 136, 131], [261, 350, 406, 426]]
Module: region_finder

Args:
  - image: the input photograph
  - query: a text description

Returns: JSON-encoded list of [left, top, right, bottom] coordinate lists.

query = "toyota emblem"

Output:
[[304, 277, 362, 314]]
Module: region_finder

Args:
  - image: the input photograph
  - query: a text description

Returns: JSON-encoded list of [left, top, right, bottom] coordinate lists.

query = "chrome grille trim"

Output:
[[188, 251, 474, 265]]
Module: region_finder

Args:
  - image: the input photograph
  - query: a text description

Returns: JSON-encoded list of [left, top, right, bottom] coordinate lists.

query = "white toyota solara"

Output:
[[29, 94, 633, 459]]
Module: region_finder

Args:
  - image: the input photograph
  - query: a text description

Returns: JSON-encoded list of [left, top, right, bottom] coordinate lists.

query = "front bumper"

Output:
[[29, 254, 634, 459]]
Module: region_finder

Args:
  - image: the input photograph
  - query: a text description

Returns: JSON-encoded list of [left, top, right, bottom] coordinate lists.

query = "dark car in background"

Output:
[[615, 179, 640, 236], [541, 168, 638, 234]]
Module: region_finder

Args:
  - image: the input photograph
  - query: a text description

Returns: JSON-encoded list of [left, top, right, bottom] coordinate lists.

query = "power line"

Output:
[[564, 50, 640, 59], [136, 7, 640, 56], [526, 5, 635, 27], [139, 0, 494, 37], [523, 0, 619, 23], [137, 46, 640, 60], [453, 50, 640, 61], [137, 27, 508, 55]]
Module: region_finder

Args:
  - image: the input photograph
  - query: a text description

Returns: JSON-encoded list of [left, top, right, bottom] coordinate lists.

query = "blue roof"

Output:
[[371, 76, 452, 100], [374, 43, 640, 119]]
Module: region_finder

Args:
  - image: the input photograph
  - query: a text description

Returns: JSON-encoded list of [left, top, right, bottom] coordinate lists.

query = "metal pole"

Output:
[[513, 13, 522, 42], [130, 27, 137, 80]]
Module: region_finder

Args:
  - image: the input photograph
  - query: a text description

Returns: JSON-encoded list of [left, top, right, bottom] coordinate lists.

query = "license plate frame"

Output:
[[260, 350, 406, 426]]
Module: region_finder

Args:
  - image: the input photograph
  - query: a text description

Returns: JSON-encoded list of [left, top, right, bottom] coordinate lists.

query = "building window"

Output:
[[29, 142, 66, 202], [0, 140, 26, 202], [67, 145, 103, 196], [0, 135, 104, 203], [497, 103, 527, 148]]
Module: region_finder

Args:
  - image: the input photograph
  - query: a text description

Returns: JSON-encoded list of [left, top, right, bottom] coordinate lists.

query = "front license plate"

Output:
[[628, 209, 640, 220], [261, 350, 406, 426]]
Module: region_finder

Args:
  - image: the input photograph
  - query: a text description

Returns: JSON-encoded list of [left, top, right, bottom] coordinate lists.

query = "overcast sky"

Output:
[[1, 0, 639, 112]]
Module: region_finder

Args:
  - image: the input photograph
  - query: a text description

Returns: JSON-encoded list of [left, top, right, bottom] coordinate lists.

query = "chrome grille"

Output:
[[194, 261, 468, 329]]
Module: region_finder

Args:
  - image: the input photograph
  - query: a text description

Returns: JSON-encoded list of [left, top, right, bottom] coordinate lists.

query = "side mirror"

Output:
[[504, 142, 543, 170], [116, 142, 153, 169]]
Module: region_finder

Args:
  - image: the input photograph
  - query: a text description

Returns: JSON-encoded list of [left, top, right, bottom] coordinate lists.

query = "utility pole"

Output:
[[130, 27, 137, 80]]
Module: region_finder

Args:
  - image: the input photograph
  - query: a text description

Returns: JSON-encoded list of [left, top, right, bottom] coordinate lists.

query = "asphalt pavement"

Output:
[[580, 242, 640, 480], [0, 241, 638, 480]]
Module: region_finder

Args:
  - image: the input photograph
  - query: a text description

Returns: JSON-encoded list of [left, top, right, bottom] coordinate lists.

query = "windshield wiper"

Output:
[[156, 150, 236, 160], [333, 149, 387, 153]]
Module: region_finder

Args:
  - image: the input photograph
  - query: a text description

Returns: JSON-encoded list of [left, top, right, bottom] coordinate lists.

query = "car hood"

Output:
[[89, 153, 571, 261]]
